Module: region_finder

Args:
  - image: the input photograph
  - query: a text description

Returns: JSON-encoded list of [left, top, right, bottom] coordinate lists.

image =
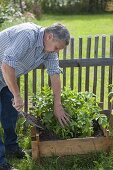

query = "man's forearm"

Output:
[[50, 74, 62, 106], [1, 63, 20, 97], [50, 74, 70, 126]]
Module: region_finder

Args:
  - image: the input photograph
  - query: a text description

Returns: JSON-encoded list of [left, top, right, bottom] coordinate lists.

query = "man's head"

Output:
[[44, 23, 70, 53]]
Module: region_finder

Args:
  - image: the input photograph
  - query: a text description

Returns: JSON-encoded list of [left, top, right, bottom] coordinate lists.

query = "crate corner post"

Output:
[[31, 127, 40, 160]]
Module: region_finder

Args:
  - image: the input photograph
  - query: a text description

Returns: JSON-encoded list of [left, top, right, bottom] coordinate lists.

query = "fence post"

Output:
[[78, 37, 82, 92], [85, 36, 91, 91], [24, 74, 28, 112], [63, 47, 67, 88], [33, 69, 37, 95], [108, 35, 113, 109], [70, 37, 74, 90], [93, 35, 99, 95], [100, 35, 106, 109]]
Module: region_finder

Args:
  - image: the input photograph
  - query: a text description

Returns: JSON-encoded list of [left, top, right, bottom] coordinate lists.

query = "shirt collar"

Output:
[[37, 27, 45, 49]]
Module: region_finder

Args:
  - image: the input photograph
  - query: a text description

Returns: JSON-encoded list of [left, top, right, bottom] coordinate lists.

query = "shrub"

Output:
[[32, 2, 42, 19], [38, 0, 106, 14], [0, 3, 23, 25], [25, 0, 42, 19]]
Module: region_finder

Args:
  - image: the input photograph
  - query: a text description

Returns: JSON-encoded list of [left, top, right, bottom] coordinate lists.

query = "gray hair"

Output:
[[45, 23, 70, 45]]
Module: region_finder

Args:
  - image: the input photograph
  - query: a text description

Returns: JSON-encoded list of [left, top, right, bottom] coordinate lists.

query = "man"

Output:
[[0, 22, 70, 170]]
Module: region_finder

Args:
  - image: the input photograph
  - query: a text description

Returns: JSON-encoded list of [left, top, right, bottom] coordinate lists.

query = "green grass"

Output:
[[1, 14, 113, 169], [1, 14, 113, 37], [8, 151, 113, 170], [2, 14, 106, 40]]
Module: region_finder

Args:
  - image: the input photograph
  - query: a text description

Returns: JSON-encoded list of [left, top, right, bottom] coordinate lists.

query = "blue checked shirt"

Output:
[[0, 22, 61, 91]]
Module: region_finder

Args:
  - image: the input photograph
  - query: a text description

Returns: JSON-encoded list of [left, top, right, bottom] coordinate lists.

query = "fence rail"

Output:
[[17, 34, 113, 113]]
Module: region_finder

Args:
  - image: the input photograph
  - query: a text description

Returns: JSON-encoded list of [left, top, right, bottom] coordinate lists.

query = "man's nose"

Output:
[[55, 49, 60, 53]]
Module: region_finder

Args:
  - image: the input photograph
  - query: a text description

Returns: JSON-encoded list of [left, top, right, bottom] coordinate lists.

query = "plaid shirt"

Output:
[[0, 22, 61, 91]]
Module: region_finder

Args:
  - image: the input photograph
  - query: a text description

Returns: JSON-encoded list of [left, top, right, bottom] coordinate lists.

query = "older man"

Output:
[[0, 22, 70, 170]]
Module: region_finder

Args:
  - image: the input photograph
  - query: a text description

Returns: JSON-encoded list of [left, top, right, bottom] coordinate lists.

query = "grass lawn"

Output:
[[1, 13, 113, 37], [9, 151, 113, 170], [1, 14, 113, 169]]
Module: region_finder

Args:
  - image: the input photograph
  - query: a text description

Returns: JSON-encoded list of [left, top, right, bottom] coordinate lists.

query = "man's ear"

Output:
[[47, 33, 53, 40]]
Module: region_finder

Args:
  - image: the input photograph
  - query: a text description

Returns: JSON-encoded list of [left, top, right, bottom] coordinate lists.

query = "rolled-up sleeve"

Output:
[[43, 52, 62, 76], [2, 31, 31, 69]]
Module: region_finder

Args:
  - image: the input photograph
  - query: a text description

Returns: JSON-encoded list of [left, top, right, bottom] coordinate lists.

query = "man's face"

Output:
[[44, 33, 66, 53]]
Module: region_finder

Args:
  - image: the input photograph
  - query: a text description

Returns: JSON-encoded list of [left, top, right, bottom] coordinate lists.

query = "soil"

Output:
[[36, 118, 60, 141], [37, 119, 104, 141], [39, 129, 60, 141], [92, 119, 104, 137]]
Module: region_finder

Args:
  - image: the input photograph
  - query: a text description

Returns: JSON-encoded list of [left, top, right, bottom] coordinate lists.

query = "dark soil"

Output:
[[36, 119, 104, 141], [92, 119, 104, 137], [39, 129, 60, 141], [36, 118, 60, 141]]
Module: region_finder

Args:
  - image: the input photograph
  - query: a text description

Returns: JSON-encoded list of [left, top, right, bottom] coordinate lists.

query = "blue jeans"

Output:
[[0, 86, 18, 164]]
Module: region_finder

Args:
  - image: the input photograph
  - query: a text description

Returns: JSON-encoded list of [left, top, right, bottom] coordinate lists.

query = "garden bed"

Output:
[[30, 87, 113, 160], [31, 126, 113, 160]]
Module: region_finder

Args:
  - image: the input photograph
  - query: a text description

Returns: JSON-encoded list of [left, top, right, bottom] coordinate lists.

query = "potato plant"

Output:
[[31, 86, 109, 139]]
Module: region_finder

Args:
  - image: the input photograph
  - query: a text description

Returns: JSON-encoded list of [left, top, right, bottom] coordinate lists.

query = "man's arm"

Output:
[[50, 74, 70, 127], [1, 63, 23, 112], [1, 31, 32, 112]]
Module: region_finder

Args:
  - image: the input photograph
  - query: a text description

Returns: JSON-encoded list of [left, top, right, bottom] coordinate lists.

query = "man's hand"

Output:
[[54, 104, 70, 127], [12, 95, 24, 112]]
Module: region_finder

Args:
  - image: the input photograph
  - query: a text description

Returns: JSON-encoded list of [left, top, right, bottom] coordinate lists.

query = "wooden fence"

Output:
[[17, 34, 113, 115]]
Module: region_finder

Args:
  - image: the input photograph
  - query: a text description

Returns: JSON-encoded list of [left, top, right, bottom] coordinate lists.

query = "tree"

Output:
[[19, 0, 24, 13], [88, 0, 106, 12]]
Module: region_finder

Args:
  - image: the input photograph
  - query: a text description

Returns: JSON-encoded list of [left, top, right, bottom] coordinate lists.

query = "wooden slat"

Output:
[[48, 75, 51, 87], [37, 58, 113, 69], [100, 35, 106, 109], [108, 35, 113, 109], [31, 127, 37, 141], [70, 37, 74, 90], [60, 58, 113, 67], [101, 109, 110, 117], [24, 73, 28, 112], [85, 36, 91, 91], [38, 137, 112, 157], [41, 68, 44, 90], [17, 77, 20, 90], [78, 37, 82, 92], [32, 140, 40, 160], [63, 47, 67, 88], [31, 127, 40, 160], [109, 35, 113, 128], [93, 35, 99, 95], [33, 69, 37, 95]]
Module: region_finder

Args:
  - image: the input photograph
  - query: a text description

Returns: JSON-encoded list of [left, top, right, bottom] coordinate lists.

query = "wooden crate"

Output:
[[31, 125, 113, 160]]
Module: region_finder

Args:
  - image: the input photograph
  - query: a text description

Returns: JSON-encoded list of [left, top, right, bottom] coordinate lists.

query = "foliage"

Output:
[[0, 3, 23, 25], [31, 86, 109, 139], [24, 0, 42, 19], [0, 1, 40, 27], [6, 150, 113, 170], [0, 0, 111, 16], [34, 0, 109, 14], [16, 116, 31, 149]]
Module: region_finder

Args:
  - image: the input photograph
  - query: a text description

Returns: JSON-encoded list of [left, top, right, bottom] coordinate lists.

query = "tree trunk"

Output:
[[19, 0, 24, 13], [13, 0, 16, 4], [88, 0, 96, 12], [96, 0, 99, 10]]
